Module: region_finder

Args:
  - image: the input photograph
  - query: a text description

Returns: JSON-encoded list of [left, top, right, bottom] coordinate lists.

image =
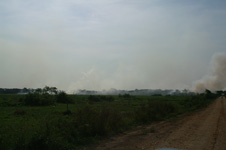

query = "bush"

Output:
[[119, 94, 131, 98], [88, 95, 101, 102], [94, 106, 123, 135], [135, 100, 180, 123], [24, 93, 55, 106], [56, 91, 73, 104], [182, 94, 215, 111], [63, 110, 72, 115], [0, 94, 217, 149], [72, 104, 124, 142], [27, 122, 70, 150], [88, 95, 115, 102], [13, 109, 27, 115]]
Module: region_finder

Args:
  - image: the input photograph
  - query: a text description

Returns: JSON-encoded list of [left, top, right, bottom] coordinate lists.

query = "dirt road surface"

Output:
[[95, 97, 226, 150]]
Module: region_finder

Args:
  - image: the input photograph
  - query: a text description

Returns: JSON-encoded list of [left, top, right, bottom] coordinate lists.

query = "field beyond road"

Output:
[[0, 93, 222, 149], [95, 97, 226, 150]]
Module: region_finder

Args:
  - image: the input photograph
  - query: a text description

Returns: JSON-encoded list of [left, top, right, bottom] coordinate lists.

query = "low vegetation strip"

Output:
[[0, 89, 221, 150]]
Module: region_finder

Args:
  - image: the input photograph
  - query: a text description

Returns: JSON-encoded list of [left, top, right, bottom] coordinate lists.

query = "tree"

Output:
[[204, 89, 217, 99], [35, 88, 43, 94], [56, 91, 69, 103], [205, 89, 212, 95], [56, 91, 72, 113], [216, 90, 223, 96], [182, 89, 188, 95], [25, 86, 57, 106], [24, 92, 54, 106], [36, 86, 58, 95], [49, 87, 58, 95]]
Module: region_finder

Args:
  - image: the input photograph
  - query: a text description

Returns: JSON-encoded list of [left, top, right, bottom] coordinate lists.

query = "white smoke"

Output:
[[193, 52, 226, 92]]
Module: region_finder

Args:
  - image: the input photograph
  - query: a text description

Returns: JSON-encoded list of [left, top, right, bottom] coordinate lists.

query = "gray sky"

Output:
[[1, 0, 226, 92]]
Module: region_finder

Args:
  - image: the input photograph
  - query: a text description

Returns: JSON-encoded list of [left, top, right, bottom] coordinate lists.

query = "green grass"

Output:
[[0, 94, 217, 150]]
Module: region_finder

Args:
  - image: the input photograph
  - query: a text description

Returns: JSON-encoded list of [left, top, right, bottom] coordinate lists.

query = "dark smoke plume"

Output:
[[193, 53, 226, 92]]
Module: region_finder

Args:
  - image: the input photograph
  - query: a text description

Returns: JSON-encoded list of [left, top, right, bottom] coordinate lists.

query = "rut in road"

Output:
[[95, 98, 226, 150], [213, 98, 226, 150]]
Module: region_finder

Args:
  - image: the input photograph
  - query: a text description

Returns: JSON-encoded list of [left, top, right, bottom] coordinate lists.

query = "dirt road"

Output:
[[95, 97, 226, 150]]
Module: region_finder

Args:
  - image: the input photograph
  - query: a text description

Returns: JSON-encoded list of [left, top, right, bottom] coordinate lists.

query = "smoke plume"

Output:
[[193, 53, 226, 92]]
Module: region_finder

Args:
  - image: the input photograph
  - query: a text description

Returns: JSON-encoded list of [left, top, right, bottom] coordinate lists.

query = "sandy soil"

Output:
[[95, 97, 226, 150]]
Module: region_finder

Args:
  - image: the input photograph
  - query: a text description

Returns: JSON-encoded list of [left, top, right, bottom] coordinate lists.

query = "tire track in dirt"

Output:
[[212, 98, 226, 150], [211, 99, 222, 150], [95, 98, 226, 150], [153, 98, 221, 150]]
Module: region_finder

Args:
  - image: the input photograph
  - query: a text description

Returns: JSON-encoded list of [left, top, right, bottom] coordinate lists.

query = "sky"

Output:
[[1, 0, 226, 93]]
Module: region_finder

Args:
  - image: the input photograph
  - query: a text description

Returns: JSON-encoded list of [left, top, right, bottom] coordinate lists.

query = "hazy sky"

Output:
[[1, 0, 226, 92]]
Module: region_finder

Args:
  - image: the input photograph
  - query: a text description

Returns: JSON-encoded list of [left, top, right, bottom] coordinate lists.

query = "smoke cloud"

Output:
[[1, 1, 226, 92], [193, 53, 226, 92]]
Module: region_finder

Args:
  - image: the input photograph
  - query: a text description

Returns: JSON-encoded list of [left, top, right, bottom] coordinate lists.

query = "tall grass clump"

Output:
[[135, 100, 180, 124], [182, 94, 216, 111], [73, 104, 124, 143], [0, 91, 220, 149], [24, 92, 55, 106]]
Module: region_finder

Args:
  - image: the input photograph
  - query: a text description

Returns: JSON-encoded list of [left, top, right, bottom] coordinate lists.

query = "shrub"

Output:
[[135, 100, 180, 123], [119, 94, 131, 98], [72, 104, 124, 142], [88, 95, 115, 102], [24, 93, 55, 106], [63, 110, 72, 115], [182, 94, 215, 111], [28, 135, 48, 150], [94, 106, 123, 135], [56, 91, 73, 104], [13, 109, 27, 115], [88, 95, 101, 102]]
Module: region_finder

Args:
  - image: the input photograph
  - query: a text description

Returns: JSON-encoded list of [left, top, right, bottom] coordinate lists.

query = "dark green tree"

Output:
[[205, 89, 212, 95], [56, 91, 72, 114], [49, 87, 58, 95]]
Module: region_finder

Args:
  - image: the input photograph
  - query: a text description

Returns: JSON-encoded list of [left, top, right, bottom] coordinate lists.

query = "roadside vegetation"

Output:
[[0, 87, 223, 150]]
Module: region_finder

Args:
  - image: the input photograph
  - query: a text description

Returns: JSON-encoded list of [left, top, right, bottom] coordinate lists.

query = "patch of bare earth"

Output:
[[94, 98, 226, 150]]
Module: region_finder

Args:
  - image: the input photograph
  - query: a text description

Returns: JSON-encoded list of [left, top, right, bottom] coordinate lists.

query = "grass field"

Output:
[[0, 93, 217, 150]]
